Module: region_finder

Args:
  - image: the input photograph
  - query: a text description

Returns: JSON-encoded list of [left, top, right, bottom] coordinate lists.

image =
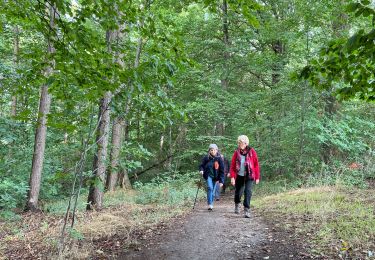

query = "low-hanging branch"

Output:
[[130, 153, 176, 180]]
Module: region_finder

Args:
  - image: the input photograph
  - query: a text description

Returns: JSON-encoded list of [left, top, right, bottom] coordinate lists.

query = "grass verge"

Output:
[[253, 185, 375, 259]]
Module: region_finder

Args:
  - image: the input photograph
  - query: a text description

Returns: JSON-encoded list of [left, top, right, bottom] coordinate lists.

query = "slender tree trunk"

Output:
[[11, 25, 19, 117], [270, 39, 284, 175], [167, 126, 173, 170], [322, 94, 338, 164], [298, 83, 306, 174], [87, 91, 111, 210], [135, 31, 143, 142], [87, 29, 115, 209], [298, 28, 310, 174], [160, 135, 164, 152], [118, 119, 131, 188], [114, 22, 143, 189], [221, 0, 230, 91], [216, 0, 230, 136], [25, 5, 55, 211]]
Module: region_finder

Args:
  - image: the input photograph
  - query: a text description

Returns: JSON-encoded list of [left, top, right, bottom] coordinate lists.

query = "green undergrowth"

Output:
[[0, 171, 203, 259], [253, 185, 375, 259], [42, 170, 202, 215]]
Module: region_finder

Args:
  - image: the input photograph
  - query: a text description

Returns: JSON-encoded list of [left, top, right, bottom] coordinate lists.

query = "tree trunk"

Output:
[[87, 91, 112, 210], [25, 5, 55, 211], [221, 0, 230, 91], [270, 39, 284, 175], [321, 94, 339, 164], [298, 28, 310, 174], [11, 25, 19, 117], [298, 83, 307, 174], [271, 40, 284, 85], [106, 117, 124, 191], [216, 0, 230, 136], [106, 22, 125, 192], [119, 28, 144, 188], [120, 168, 132, 189], [118, 120, 131, 188]]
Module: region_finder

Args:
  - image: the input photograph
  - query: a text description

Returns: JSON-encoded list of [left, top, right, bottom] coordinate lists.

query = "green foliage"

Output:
[[0, 0, 374, 214], [68, 227, 85, 241], [0, 179, 28, 210], [0, 210, 22, 221], [301, 2, 375, 102], [310, 112, 374, 155], [133, 171, 201, 205]]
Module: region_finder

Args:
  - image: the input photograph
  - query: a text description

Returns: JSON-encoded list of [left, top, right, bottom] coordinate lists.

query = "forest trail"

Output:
[[122, 192, 310, 260]]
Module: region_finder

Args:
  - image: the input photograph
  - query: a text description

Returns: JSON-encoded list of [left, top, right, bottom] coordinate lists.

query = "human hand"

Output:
[[199, 170, 204, 175], [255, 179, 260, 184], [219, 183, 223, 187], [230, 177, 235, 186]]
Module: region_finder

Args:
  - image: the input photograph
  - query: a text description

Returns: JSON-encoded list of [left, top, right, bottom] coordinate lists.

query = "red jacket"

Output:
[[230, 147, 260, 181]]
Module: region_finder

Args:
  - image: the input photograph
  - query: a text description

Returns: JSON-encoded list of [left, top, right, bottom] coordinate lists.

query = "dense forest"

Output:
[[0, 0, 374, 258]]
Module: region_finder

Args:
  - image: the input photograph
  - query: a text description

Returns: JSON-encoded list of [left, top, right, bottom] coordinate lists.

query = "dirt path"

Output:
[[121, 192, 309, 260]]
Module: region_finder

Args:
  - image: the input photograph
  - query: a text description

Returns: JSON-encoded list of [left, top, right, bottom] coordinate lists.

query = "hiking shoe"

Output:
[[208, 205, 213, 211], [234, 203, 240, 214], [244, 208, 250, 218]]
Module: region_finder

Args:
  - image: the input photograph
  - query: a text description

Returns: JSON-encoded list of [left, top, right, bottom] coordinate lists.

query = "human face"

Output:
[[209, 148, 218, 156], [238, 141, 247, 150]]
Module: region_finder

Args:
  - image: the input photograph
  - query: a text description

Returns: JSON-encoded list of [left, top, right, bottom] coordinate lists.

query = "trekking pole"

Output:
[[193, 176, 203, 209]]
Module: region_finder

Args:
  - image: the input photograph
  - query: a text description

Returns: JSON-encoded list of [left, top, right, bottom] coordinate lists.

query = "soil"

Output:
[[118, 192, 316, 260]]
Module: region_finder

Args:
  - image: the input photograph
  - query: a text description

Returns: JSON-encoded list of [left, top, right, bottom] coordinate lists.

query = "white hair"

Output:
[[237, 135, 249, 145]]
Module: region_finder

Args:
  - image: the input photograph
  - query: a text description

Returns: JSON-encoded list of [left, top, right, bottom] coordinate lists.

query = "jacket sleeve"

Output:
[[251, 149, 260, 181], [199, 155, 207, 172], [230, 150, 237, 179], [218, 157, 225, 183]]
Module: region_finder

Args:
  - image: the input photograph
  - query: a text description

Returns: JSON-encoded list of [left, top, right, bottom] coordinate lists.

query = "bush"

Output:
[[133, 171, 202, 205], [304, 159, 372, 189], [0, 179, 28, 210]]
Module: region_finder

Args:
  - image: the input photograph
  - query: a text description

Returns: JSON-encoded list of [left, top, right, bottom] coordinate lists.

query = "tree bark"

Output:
[[221, 0, 230, 91], [87, 91, 112, 210], [298, 83, 306, 174], [321, 94, 339, 164], [11, 25, 19, 117], [25, 5, 55, 211], [271, 39, 284, 175], [106, 22, 125, 192], [106, 117, 124, 191], [120, 168, 132, 189], [216, 0, 230, 136]]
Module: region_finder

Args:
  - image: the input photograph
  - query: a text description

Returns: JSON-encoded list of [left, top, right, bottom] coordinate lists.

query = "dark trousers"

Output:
[[234, 175, 253, 209]]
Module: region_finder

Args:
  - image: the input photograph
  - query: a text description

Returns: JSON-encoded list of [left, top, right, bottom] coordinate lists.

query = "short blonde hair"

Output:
[[237, 135, 249, 145]]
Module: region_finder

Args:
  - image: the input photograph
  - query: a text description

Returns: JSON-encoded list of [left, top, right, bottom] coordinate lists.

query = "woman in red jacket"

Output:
[[230, 135, 260, 218]]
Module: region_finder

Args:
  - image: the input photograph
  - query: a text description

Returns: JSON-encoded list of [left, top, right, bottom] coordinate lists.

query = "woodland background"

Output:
[[0, 0, 374, 222]]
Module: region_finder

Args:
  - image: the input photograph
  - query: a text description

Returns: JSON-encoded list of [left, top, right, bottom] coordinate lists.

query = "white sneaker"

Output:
[[208, 205, 213, 210], [244, 208, 250, 218], [235, 203, 240, 214]]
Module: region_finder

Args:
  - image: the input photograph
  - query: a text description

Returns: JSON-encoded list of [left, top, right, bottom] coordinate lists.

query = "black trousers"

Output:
[[234, 175, 253, 209]]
